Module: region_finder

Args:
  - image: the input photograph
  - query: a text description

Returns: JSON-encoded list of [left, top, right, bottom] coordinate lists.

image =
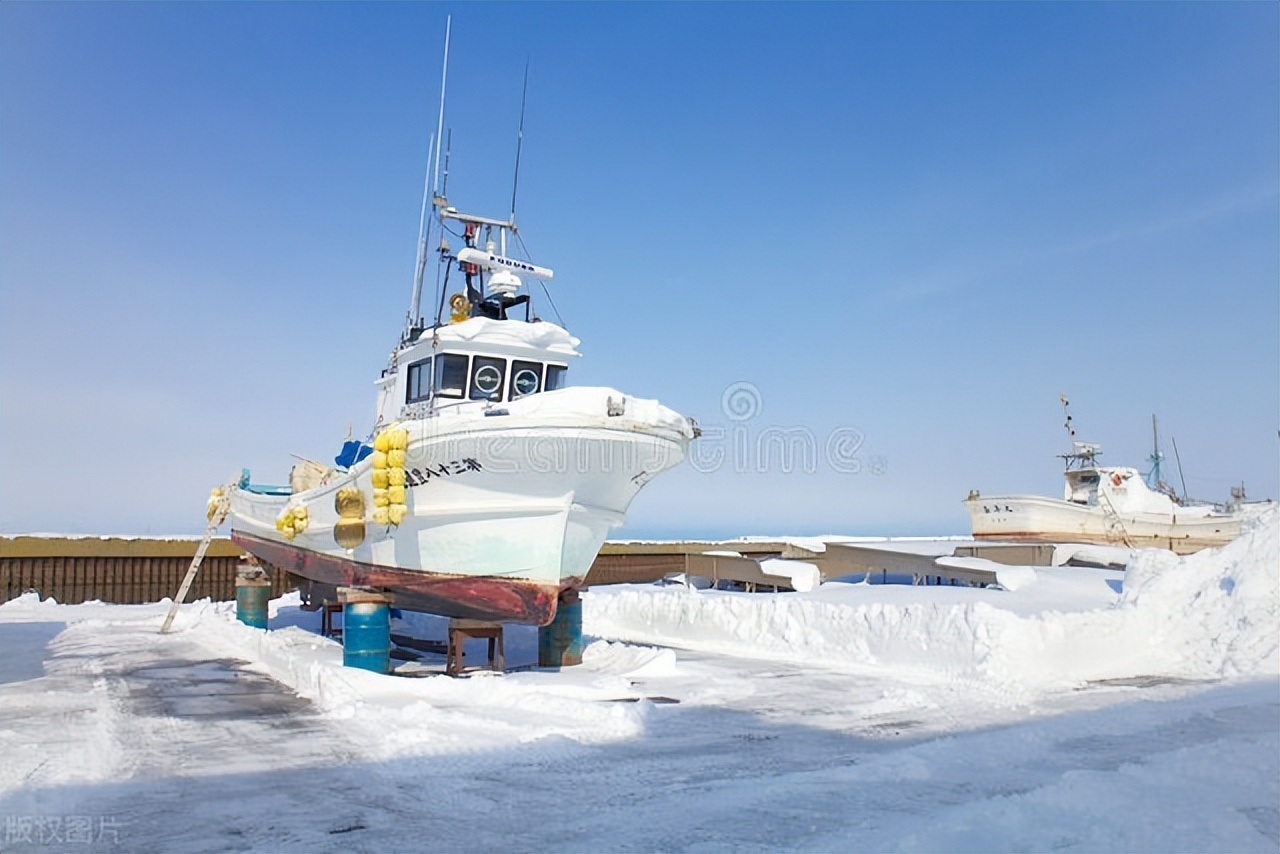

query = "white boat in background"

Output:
[[965, 400, 1257, 555], [224, 33, 694, 624]]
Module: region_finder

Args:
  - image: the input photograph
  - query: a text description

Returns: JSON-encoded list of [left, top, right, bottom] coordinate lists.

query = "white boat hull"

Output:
[[228, 388, 690, 623], [965, 494, 1242, 554]]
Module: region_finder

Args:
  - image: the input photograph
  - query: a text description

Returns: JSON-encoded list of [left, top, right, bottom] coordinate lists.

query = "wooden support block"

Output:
[[446, 619, 505, 676], [236, 560, 268, 584], [321, 601, 343, 638], [337, 587, 394, 605]]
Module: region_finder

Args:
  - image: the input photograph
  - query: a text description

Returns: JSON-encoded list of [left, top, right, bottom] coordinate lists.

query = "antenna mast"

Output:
[[1171, 436, 1189, 501], [405, 132, 434, 332], [1057, 394, 1099, 469], [1146, 414, 1164, 489], [1060, 394, 1076, 448], [441, 130, 452, 198], [406, 18, 452, 332]]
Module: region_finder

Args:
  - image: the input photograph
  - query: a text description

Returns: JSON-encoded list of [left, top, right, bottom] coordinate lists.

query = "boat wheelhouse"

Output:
[[379, 314, 577, 426]]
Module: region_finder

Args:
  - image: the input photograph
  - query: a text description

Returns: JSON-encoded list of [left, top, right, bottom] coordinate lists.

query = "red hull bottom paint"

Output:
[[231, 530, 572, 625]]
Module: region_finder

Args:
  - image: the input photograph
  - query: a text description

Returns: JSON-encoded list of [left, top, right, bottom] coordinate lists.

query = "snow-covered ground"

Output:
[[1, 509, 1277, 852]]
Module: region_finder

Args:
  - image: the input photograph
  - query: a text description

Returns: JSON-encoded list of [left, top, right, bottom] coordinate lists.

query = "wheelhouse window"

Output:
[[509, 360, 542, 399], [545, 364, 568, 391], [406, 358, 432, 403], [433, 354, 468, 399], [469, 356, 507, 401]]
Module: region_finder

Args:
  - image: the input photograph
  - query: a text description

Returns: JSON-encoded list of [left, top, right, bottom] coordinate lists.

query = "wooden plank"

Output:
[[140, 557, 154, 604], [42, 557, 56, 602], [100, 556, 113, 604], [70, 557, 83, 605], [18, 558, 33, 598], [6, 558, 21, 600]]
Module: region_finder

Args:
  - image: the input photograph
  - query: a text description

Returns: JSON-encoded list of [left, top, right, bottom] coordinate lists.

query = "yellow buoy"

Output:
[[207, 487, 225, 522], [335, 487, 366, 518], [387, 468, 405, 487], [388, 504, 408, 525], [387, 449, 406, 468], [333, 486, 367, 548], [371, 469, 390, 489], [372, 507, 391, 526], [333, 518, 365, 549]]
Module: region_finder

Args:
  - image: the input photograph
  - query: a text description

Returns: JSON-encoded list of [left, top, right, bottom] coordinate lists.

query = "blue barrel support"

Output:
[[538, 589, 584, 667], [339, 588, 392, 674], [235, 568, 271, 629]]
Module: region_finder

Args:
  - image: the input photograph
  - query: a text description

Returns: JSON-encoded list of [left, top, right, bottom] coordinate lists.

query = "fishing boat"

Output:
[[964, 400, 1249, 555], [223, 35, 695, 625]]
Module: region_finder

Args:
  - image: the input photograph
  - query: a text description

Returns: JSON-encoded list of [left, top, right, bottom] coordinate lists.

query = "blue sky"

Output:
[[2, 2, 1277, 537]]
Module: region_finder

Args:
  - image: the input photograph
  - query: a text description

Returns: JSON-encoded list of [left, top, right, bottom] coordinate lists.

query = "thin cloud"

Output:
[[879, 182, 1278, 303]]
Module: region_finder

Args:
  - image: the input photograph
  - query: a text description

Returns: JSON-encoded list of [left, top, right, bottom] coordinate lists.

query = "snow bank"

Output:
[[1117, 508, 1279, 680], [171, 596, 657, 759], [586, 506, 1280, 699]]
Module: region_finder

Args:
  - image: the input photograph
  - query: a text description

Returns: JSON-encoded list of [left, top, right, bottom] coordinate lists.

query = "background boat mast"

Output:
[[1146, 414, 1165, 489]]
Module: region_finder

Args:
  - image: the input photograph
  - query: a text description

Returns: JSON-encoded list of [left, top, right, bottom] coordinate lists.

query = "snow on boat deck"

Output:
[[1, 508, 1277, 852]]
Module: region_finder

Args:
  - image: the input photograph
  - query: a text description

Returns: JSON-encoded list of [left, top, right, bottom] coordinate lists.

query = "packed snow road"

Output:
[[1, 608, 1275, 852], [1, 509, 1276, 852]]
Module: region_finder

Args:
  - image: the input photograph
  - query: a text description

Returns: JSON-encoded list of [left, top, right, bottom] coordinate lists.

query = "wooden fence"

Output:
[[1, 537, 294, 605]]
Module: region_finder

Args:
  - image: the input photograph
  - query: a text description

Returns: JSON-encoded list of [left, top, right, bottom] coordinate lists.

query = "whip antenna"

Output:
[[509, 60, 529, 224], [432, 16, 451, 198]]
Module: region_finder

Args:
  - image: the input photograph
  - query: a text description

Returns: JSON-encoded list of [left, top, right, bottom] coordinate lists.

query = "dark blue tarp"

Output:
[[335, 440, 373, 469]]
